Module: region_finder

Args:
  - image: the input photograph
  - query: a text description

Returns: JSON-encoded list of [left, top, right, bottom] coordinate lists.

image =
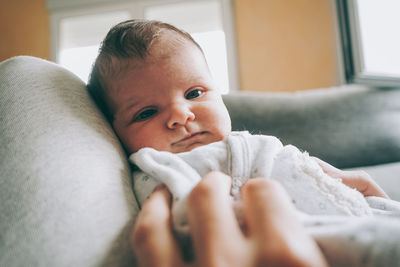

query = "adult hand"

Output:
[[131, 171, 327, 267], [313, 157, 389, 198]]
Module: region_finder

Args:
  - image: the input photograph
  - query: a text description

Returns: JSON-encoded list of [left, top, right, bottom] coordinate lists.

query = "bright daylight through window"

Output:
[[58, 11, 130, 85], [53, 0, 235, 93], [356, 0, 400, 77], [338, 0, 400, 86]]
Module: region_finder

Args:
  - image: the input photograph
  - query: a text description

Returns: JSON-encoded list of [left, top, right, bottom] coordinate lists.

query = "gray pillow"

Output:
[[0, 56, 138, 267]]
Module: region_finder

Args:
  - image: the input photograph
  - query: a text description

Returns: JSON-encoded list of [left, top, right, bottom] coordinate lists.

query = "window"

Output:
[[48, 0, 238, 93], [337, 0, 400, 86], [56, 10, 130, 84], [144, 1, 230, 93]]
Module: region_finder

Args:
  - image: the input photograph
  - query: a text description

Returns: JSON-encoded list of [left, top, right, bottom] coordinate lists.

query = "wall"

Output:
[[234, 0, 340, 91], [0, 0, 50, 61], [0, 0, 339, 92]]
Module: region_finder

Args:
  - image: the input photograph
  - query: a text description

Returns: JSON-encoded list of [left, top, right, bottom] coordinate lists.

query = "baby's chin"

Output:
[[171, 139, 221, 153], [169, 131, 227, 153], [182, 142, 206, 153]]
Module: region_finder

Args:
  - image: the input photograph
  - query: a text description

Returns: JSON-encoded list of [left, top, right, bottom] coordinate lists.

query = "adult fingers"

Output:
[[241, 178, 327, 267], [312, 157, 339, 176], [240, 178, 296, 239], [313, 157, 389, 198], [131, 185, 186, 267], [338, 171, 389, 198], [186, 171, 244, 266]]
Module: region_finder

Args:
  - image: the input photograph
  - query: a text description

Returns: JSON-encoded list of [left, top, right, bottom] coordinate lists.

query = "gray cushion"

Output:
[[0, 56, 138, 267], [224, 86, 400, 169]]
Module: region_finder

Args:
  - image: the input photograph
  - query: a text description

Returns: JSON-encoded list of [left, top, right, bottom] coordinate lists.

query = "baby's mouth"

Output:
[[173, 132, 206, 146]]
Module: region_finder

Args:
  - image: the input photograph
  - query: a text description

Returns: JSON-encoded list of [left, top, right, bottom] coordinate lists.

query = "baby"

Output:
[[87, 19, 390, 234]]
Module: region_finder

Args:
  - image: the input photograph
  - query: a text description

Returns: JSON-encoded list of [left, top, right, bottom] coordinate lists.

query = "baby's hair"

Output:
[[87, 19, 203, 122]]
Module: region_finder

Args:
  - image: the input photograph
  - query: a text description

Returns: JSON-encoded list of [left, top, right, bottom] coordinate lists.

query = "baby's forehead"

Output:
[[105, 56, 166, 97], [106, 31, 204, 92], [149, 31, 200, 59], [120, 32, 197, 68]]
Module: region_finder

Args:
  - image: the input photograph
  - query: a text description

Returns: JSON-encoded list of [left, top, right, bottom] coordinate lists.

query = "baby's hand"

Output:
[[312, 157, 389, 199]]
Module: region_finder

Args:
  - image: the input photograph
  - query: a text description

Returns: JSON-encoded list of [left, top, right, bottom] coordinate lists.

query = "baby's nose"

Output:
[[166, 104, 195, 129]]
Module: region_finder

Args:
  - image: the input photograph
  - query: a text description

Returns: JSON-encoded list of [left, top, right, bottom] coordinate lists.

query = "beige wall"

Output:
[[0, 0, 339, 92], [234, 0, 339, 91], [0, 0, 50, 61]]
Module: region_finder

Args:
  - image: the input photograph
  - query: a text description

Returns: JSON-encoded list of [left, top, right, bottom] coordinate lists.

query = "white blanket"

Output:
[[131, 131, 400, 266]]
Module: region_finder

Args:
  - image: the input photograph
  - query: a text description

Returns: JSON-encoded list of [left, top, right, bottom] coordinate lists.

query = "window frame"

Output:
[[48, 0, 239, 91], [336, 0, 400, 87]]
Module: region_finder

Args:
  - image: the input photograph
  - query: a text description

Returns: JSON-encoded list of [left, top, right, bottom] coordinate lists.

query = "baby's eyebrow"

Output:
[[121, 102, 140, 126], [121, 100, 141, 116], [125, 101, 139, 111]]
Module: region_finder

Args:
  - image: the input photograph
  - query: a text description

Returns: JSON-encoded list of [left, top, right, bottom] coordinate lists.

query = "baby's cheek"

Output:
[[138, 137, 174, 153], [215, 128, 230, 142], [215, 108, 232, 137], [124, 132, 151, 153]]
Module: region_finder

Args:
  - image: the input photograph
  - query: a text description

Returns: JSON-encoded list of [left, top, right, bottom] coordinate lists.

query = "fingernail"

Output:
[[152, 184, 166, 193]]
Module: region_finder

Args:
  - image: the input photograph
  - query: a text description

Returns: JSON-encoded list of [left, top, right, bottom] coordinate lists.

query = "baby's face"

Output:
[[109, 38, 231, 154]]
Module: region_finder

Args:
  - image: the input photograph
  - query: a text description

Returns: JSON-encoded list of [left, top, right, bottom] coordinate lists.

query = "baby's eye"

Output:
[[185, 88, 204, 100], [134, 109, 157, 122]]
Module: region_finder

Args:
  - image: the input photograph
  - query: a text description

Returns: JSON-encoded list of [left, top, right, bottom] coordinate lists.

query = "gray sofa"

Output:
[[224, 87, 400, 200], [1, 56, 400, 266]]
